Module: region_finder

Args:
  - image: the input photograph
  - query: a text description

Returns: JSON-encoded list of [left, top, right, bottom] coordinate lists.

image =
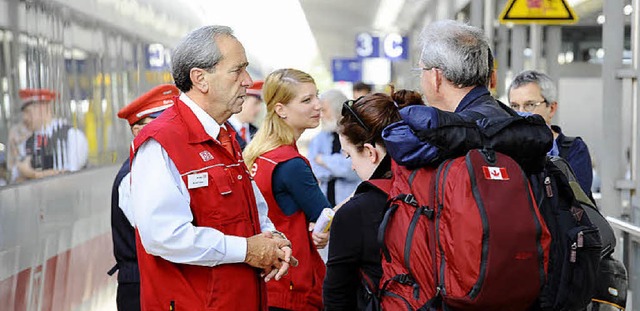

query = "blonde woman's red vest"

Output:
[[251, 145, 325, 311], [131, 98, 266, 311]]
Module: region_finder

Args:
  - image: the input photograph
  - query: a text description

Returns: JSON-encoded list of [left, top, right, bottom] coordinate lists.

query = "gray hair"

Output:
[[320, 89, 348, 121], [419, 20, 491, 87], [171, 25, 235, 92], [508, 70, 558, 103]]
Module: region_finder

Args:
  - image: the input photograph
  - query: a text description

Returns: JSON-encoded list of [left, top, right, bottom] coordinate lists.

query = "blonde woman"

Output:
[[244, 68, 330, 311]]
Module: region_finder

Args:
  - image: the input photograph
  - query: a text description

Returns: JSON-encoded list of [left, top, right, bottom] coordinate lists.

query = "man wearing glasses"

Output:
[[508, 70, 594, 199], [414, 21, 507, 119], [383, 20, 511, 170]]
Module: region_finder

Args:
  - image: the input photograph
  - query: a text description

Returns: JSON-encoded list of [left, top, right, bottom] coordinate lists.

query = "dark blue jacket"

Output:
[[383, 86, 509, 168], [455, 86, 510, 120], [109, 159, 139, 283], [552, 125, 593, 198]]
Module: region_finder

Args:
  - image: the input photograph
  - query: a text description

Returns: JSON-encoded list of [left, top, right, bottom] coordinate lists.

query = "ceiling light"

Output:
[[624, 4, 633, 16], [373, 0, 406, 31]]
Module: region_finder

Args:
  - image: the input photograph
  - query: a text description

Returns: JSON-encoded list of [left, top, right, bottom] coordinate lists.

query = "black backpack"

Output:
[[589, 255, 628, 310], [529, 159, 602, 311], [549, 156, 628, 310], [549, 156, 616, 257]]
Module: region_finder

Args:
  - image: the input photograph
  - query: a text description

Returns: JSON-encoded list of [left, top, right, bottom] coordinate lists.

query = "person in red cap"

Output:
[[129, 26, 294, 311], [109, 83, 178, 311], [14, 88, 88, 181], [228, 80, 264, 149]]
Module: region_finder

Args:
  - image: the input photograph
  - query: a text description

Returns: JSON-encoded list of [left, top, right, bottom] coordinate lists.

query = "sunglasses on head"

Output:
[[341, 96, 370, 132]]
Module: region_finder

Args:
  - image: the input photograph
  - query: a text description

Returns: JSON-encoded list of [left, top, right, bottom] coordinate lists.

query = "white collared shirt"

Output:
[[227, 115, 243, 134], [130, 93, 275, 266], [118, 171, 134, 226]]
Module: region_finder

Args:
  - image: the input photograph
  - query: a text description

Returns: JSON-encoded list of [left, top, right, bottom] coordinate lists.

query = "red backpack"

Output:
[[378, 149, 551, 311]]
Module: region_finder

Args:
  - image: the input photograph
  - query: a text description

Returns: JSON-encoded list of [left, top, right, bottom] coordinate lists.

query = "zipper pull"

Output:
[[570, 242, 577, 262], [435, 286, 442, 297], [544, 177, 553, 198], [577, 231, 584, 248]]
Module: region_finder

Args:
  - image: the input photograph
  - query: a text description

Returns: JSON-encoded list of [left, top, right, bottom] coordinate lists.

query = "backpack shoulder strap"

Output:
[[558, 135, 577, 159], [376, 171, 418, 264], [378, 202, 399, 263]]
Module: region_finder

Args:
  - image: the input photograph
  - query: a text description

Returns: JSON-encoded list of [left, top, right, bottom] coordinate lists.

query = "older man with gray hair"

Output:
[[415, 20, 505, 118], [508, 69, 594, 198], [130, 25, 294, 310], [382, 20, 511, 170], [378, 20, 542, 310]]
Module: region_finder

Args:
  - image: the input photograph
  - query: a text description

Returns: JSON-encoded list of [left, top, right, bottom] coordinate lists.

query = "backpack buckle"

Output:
[[396, 274, 415, 286], [402, 194, 418, 207], [422, 207, 434, 219]]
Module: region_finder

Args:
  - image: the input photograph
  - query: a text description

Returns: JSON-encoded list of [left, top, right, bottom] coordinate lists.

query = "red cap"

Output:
[[117, 84, 179, 125], [19, 88, 57, 109], [247, 80, 264, 98]]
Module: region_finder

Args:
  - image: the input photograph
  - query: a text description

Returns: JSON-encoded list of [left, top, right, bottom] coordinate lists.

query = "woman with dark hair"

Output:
[[322, 91, 423, 310]]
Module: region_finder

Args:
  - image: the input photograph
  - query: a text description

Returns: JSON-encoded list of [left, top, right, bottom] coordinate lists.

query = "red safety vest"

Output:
[[131, 98, 266, 311], [251, 145, 325, 311]]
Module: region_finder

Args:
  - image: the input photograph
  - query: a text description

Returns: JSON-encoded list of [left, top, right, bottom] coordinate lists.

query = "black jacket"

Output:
[[323, 156, 391, 310], [109, 159, 139, 283]]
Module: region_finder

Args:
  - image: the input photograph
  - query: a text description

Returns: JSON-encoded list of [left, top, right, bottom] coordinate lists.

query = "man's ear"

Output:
[[190, 68, 208, 93], [490, 69, 498, 89], [548, 101, 558, 119], [434, 69, 443, 93]]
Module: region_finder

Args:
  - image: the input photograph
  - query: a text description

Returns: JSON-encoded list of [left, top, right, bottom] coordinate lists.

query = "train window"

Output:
[[0, 1, 175, 188]]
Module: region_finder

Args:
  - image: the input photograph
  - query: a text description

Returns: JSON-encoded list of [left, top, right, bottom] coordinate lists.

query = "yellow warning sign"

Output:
[[499, 0, 578, 25]]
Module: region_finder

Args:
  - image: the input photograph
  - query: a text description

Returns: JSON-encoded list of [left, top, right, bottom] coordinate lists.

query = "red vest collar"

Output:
[[173, 97, 220, 144]]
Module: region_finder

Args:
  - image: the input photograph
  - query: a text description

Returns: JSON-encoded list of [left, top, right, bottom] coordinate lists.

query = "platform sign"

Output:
[[356, 33, 380, 58], [146, 43, 172, 70], [383, 33, 409, 60], [499, 0, 578, 25], [331, 58, 362, 82]]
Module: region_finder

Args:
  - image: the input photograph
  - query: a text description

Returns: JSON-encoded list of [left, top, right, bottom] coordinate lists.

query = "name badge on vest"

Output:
[[187, 172, 208, 189]]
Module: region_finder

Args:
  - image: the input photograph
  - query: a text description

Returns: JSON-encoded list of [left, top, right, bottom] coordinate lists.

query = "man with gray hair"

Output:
[[508, 69, 593, 198], [379, 20, 545, 310], [130, 25, 294, 310], [382, 20, 511, 170], [415, 20, 506, 118]]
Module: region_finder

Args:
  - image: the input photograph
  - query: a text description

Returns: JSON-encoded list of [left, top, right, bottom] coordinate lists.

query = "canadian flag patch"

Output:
[[482, 166, 510, 180]]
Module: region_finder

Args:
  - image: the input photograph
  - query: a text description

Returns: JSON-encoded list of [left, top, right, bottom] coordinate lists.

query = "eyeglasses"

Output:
[[510, 100, 547, 112], [341, 96, 370, 132], [411, 67, 437, 73]]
